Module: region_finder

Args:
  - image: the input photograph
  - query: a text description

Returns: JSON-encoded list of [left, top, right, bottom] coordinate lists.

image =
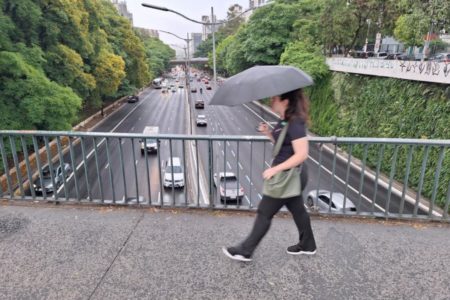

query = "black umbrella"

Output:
[[209, 65, 313, 106]]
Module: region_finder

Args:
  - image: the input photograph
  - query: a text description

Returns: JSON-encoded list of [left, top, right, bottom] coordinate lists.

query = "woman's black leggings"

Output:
[[238, 165, 316, 255]]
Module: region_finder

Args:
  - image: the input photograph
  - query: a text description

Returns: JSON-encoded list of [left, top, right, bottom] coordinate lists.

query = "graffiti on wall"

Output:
[[399, 60, 450, 77], [327, 58, 450, 84]]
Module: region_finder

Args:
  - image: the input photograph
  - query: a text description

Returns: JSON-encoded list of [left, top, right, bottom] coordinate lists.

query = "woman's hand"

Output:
[[263, 167, 280, 180], [257, 122, 271, 136]]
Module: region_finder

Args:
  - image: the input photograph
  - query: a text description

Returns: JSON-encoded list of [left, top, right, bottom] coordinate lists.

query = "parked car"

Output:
[[206, 85, 212, 90], [306, 190, 357, 212], [191, 87, 197, 93], [171, 87, 176, 93], [33, 163, 72, 194], [195, 99, 204, 109], [429, 53, 450, 63], [214, 172, 244, 203], [386, 52, 407, 60], [373, 52, 388, 59], [196, 115, 207, 126], [127, 95, 139, 103], [163, 157, 185, 188]]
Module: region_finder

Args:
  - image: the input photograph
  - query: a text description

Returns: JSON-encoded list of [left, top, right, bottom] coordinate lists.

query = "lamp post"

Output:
[[157, 30, 192, 85], [142, 2, 272, 86]]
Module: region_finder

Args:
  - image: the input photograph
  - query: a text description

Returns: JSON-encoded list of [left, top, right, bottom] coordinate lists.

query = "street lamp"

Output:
[[157, 30, 192, 84], [142, 2, 272, 86]]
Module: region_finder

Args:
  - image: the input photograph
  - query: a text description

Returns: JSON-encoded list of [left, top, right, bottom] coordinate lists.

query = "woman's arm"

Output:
[[258, 122, 275, 143], [262, 137, 308, 179]]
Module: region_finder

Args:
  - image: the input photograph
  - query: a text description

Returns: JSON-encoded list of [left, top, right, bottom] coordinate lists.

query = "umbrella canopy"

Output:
[[209, 65, 313, 106]]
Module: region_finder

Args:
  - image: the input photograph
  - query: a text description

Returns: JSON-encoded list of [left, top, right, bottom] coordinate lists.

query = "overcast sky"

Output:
[[127, 0, 250, 50]]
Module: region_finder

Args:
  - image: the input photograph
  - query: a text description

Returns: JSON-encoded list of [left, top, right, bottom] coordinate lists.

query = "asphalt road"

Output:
[[26, 72, 429, 216]]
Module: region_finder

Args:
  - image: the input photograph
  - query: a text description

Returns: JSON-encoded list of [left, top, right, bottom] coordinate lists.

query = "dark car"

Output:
[[127, 95, 139, 103], [206, 85, 212, 90], [33, 163, 73, 194], [195, 99, 204, 109], [191, 87, 197, 93], [430, 53, 450, 63]]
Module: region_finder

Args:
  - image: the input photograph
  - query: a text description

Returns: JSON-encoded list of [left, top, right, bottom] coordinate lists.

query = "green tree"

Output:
[[280, 41, 329, 82], [239, 2, 299, 65], [0, 51, 81, 130], [45, 44, 96, 99]]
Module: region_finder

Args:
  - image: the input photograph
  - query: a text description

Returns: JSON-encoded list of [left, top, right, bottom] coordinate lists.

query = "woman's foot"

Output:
[[222, 247, 252, 262], [286, 244, 317, 255]]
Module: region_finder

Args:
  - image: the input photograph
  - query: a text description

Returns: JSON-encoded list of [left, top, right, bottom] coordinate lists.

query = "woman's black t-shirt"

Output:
[[271, 117, 307, 166]]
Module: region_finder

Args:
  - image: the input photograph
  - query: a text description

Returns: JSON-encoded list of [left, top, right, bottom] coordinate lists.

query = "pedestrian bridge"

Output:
[[0, 130, 448, 222], [170, 57, 208, 65]]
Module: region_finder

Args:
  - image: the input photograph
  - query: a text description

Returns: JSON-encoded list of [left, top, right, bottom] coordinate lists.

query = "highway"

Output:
[[26, 70, 430, 216]]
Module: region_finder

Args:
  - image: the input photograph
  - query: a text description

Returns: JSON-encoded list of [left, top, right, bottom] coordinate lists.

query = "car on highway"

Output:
[[163, 157, 185, 188], [206, 85, 212, 90], [196, 115, 207, 126], [127, 95, 139, 103], [171, 87, 176, 92], [33, 163, 72, 194], [191, 87, 197, 93], [179, 84, 184, 88], [195, 99, 204, 109], [214, 172, 244, 203], [306, 190, 357, 212], [140, 126, 159, 154]]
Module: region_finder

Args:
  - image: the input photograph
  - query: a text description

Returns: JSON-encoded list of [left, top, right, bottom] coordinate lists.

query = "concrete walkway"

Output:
[[0, 203, 449, 299]]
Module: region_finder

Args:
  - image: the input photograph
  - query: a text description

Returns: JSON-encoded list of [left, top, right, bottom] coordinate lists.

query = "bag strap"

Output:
[[272, 122, 289, 158]]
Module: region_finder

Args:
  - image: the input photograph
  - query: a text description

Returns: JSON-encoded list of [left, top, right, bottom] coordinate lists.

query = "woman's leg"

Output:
[[285, 195, 317, 252], [237, 195, 286, 256]]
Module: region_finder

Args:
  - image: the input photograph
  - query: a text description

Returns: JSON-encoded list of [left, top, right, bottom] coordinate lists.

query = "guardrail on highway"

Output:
[[0, 131, 449, 222]]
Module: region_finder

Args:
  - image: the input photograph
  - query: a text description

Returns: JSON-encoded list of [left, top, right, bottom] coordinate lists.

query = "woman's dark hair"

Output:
[[280, 88, 311, 126]]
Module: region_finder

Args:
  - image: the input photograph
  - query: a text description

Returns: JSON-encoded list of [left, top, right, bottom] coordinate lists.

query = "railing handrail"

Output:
[[0, 130, 449, 146]]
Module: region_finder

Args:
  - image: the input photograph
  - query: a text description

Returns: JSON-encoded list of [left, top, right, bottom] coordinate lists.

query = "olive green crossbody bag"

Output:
[[262, 123, 302, 199]]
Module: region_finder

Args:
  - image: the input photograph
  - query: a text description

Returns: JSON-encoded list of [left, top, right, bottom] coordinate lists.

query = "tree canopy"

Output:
[[0, 0, 174, 131]]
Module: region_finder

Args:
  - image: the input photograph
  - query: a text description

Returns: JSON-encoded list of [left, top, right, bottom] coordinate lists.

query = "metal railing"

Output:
[[0, 130, 449, 222]]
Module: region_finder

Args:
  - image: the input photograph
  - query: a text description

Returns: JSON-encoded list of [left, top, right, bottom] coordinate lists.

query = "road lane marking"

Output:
[[244, 195, 250, 205], [227, 162, 231, 170], [131, 126, 135, 131], [135, 160, 138, 165], [308, 155, 386, 213], [258, 193, 262, 199], [265, 161, 270, 168], [238, 163, 243, 170], [226, 141, 230, 146], [221, 150, 224, 156], [105, 163, 109, 170], [64, 93, 151, 189], [231, 150, 235, 157], [245, 175, 251, 183]]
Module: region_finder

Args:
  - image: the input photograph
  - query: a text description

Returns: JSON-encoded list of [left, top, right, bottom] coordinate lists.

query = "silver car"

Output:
[[306, 189, 356, 212], [33, 163, 72, 194], [214, 172, 244, 203]]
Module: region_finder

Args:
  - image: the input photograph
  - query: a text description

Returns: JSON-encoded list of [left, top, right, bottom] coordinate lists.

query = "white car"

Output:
[[196, 115, 207, 126], [163, 157, 185, 188], [306, 190, 356, 212], [214, 172, 244, 202]]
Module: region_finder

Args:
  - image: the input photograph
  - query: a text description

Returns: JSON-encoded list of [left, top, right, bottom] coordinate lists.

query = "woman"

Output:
[[222, 88, 317, 262]]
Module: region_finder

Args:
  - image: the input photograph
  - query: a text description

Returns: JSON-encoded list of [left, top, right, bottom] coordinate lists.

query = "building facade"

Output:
[[191, 33, 203, 55], [134, 27, 159, 39], [110, 0, 133, 24]]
